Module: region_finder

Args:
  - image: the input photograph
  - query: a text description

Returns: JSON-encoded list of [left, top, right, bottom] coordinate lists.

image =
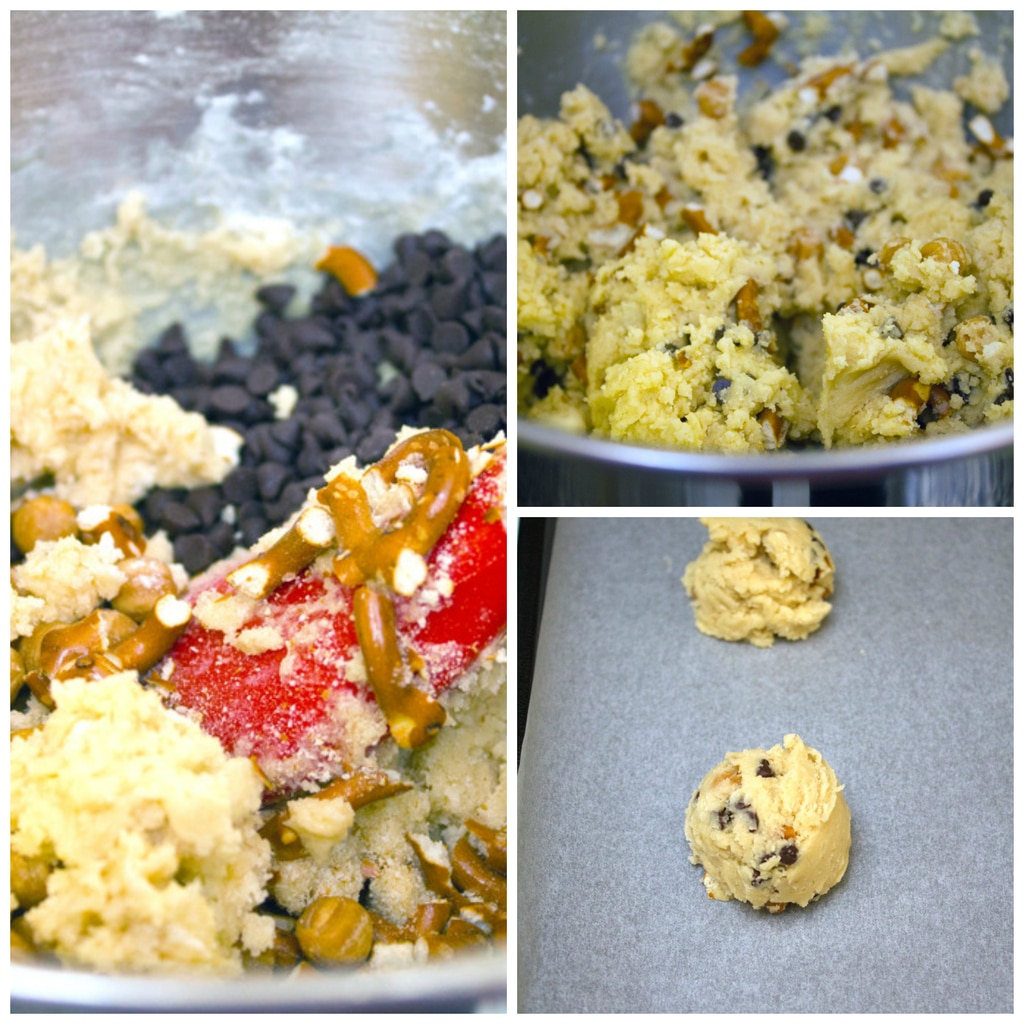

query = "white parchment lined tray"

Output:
[[518, 517, 1012, 1013]]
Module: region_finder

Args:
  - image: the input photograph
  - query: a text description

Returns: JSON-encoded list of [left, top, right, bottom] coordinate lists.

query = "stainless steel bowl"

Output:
[[517, 11, 1013, 506], [11, 9, 506, 1011], [12, 950, 506, 1014]]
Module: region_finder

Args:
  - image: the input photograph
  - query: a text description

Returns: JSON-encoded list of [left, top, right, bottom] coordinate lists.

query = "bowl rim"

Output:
[[518, 418, 1014, 480], [10, 948, 506, 1012]]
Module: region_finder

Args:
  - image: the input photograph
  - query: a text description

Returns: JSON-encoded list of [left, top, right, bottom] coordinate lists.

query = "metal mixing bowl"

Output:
[[517, 11, 1013, 506], [11, 9, 506, 1011]]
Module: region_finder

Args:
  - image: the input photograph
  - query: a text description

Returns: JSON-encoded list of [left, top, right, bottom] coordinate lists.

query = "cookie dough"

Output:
[[685, 734, 851, 912], [682, 518, 834, 646], [10, 671, 274, 975], [11, 316, 242, 507], [518, 15, 1012, 451]]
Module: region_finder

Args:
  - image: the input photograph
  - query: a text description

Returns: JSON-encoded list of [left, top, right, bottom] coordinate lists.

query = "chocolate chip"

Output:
[[239, 516, 270, 547], [868, 177, 887, 194], [381, 372, 417, 414], [401, 248, 433, 287], [457, 337, 499, 370], [717, 807, 734, 829], [712, 377, 731, 400], [665, 112, 684, 129], [255, 283, 297, 313], [186, 487, 223, 529], [245, 362, 280, 397], [854, 247, 873, 266], [433, 376, 472, 418], [974, 189, 994, 209], [433, 321, 471, 355], [421, 228, 452, 256], [756, 759, 774, 778], [132, 348, 168, 391], [779, 844, 798, 866], [432, 282, 469, 321], [269, 418, 302, 450], [993, 367, 1013, 405], [823, 104, 842, 123], [256, 462, 290, 501], [208, 519, 237, 558], [296, 436, 327, 478], [466, 403, 503, 436], [733, 800, 759, 832], [478, 234, 506, 273], [294, 319, 338, 354], [481, 271, 506, 304], [222, 466, 258, 504], [155, 323, 189, 356], [412, 362, 447, 402], [158, 501, 201, 534], [356, 427, 396, 464], [752, 144, 775, 181], [209, 385, 253, 418], [163, 352, 201, 388], [441, 246, 476, 282], [948, 373, 972, 400], [786, 129, 806, 152], [267, 481, 309, 523], [174, 533, 217, 576], [308, 411, 348, 447]]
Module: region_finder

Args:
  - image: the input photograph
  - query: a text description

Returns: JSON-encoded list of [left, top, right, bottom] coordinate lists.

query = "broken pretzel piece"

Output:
[[227, 505, 336, 600], [315, 245, 378, 296], [323, 428, 471, 595], [353, 586, 446, 749]]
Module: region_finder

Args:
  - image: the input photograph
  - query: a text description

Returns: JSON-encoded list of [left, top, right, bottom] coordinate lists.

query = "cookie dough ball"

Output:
[[685, 735, 851, 912], [682, 518, 834, 647]]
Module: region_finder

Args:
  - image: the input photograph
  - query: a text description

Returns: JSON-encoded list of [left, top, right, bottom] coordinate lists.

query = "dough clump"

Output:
[[685, 734, 851, 912], [10, 316, 242, 507], [682, 517, 834, 646], [518, 18, 1013, 451], [10, 672, 274, 975]]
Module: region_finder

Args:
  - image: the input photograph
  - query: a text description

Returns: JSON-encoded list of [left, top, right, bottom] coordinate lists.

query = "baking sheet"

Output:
[[518, 517, 1012, 1013]]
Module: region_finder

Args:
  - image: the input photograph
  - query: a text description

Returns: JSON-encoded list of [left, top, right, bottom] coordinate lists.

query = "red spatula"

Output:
[[159, 432, 506, 793]]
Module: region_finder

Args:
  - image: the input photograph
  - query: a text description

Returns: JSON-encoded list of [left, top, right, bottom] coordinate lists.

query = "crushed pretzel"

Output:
[[315, 245, 378, 296]]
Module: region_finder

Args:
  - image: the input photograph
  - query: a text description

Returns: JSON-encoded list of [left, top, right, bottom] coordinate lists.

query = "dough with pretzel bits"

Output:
[[682, 518, 834, 647], [685, 734, 851, 912], [518, 17, 1012, 451]]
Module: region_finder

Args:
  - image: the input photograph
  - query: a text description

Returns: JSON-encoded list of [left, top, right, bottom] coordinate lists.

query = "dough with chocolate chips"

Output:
[[682, 518, 834, 647], [518, 17, 1012, 451], [685, 734, 851, 912]]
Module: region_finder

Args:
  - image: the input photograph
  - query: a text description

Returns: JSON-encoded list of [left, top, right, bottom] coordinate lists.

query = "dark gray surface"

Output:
[[518, 518, 1012, 1013]]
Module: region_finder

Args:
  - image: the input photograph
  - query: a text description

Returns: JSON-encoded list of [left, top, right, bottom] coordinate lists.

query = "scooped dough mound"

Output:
[[682, 517, 834, 646], [685, 734, 851, 912]]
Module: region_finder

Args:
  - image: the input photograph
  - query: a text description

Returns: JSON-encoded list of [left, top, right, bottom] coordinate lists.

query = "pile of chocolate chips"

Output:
[[129, 229, 506, 575]]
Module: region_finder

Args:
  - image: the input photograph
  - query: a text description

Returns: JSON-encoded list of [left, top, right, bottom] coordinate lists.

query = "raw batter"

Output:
[[518, 13, 1012, 451], [10, 214, 508, 977], [682, 518, 834, 646], [685, 734, 851, 911]]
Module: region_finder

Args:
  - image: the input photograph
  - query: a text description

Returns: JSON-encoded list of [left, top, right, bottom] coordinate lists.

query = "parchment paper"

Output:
[[518, 517, 1012, 1013]]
